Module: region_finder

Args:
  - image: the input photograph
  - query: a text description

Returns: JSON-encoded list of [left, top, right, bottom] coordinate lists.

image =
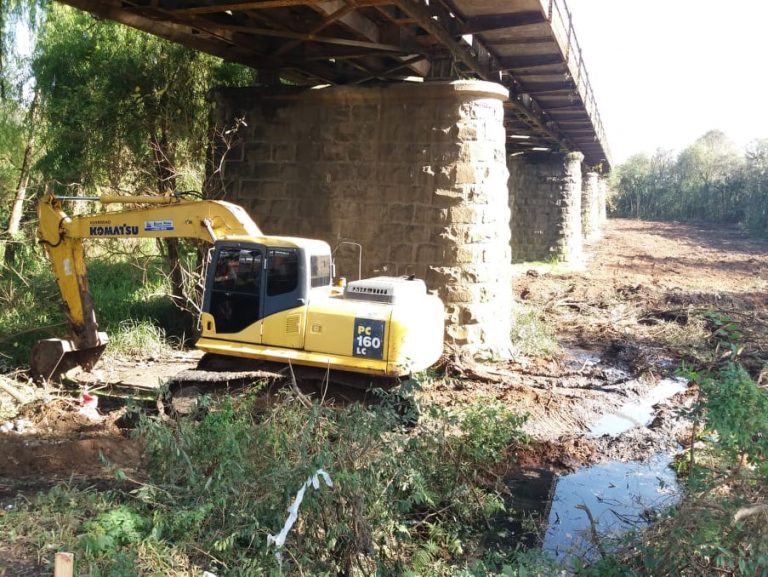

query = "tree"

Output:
[[612, 131, 750, 226], [3, 89, 38, 266], [676, 130, 743, 222], [614, 153, 652, 218], [0, 0, 44, 100], [0, 0, 45, 266], [743, 139, 768, 235], [32, 4, 253, 303]]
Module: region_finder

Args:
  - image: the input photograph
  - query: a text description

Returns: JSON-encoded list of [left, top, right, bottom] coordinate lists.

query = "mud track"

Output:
[[429, 219, 768, 469]]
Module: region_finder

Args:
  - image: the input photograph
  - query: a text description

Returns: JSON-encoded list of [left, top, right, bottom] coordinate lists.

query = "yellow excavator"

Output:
[[31, 194, 444, 387]]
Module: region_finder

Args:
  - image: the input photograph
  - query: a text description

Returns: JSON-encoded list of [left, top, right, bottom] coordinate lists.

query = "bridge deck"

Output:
[[56, 0, 610, 169]]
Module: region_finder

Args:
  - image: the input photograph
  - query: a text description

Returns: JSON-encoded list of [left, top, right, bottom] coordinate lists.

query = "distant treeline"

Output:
[[611, 130, 768, 236]]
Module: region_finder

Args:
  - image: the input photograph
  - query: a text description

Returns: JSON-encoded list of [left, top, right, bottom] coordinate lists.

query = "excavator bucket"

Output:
[[30, 333, 108, 383]]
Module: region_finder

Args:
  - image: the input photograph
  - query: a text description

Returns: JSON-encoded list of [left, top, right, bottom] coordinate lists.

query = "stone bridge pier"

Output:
[[212, 80, 608, 357], [507, 151, 585, 263], [212, 81, 513, 356], [507, 154, 611, 263], [582, 171, 601, 242]]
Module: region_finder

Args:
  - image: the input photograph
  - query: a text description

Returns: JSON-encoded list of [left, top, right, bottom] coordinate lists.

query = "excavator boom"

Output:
[[31, 193, 263, 381]]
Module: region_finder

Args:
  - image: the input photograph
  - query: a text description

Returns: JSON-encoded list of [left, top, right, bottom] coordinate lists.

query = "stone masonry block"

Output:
[[216, 81, 511, 356], [274, 144, 296, 162], [388, 203, 415, 223], [416, 244, 442, 263], [391, 243, 414, 262]]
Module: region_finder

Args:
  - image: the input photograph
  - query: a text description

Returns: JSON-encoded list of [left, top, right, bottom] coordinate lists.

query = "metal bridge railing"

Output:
[[543, 0, 611, 164]]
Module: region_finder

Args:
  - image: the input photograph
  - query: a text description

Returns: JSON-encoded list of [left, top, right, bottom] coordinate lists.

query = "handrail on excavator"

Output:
[[52, 194, 180, 204]]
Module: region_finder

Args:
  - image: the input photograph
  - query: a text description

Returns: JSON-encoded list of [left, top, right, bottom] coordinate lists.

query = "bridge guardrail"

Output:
[[544, 0, 611, 164]]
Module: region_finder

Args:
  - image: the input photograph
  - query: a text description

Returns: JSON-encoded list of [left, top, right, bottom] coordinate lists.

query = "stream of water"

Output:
[[589, 376, 688, 437], [542, 453, 680, 564]]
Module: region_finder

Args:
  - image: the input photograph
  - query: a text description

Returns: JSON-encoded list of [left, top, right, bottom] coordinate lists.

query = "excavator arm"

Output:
[[31, 193, 263, 381]]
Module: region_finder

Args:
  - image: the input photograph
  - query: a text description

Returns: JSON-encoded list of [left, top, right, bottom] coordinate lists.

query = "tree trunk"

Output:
[[4, 91, 39, 267], [152, 127, 186, 308], [165, 236, 185, 306], [0, 1, 6, 100]]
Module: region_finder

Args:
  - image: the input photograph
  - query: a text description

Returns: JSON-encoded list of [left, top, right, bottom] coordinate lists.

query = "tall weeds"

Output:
[[0, 251, 184, 368], [2, 390, 532, 576]]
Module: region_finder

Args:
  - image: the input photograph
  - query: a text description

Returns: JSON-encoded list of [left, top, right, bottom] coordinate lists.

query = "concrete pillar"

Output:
[[597, 177, 609, 229], [211, 80, 512, 357], [582, 171, 601, 242], [508, 151, 584, 263]]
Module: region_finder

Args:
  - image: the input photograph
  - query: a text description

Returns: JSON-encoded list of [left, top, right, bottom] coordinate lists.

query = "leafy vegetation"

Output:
[[0, 0, 253, 312], [32, 3, 252, 195], [0, 389, 538, 576], [0, 247, 182, 368], [626, 361, 768, 575], [588, 315, 768, 576], [612, 130, 768, 236]]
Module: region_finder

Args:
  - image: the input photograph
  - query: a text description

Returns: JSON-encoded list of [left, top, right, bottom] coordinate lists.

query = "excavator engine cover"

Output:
[[30, 332, 108, 382]]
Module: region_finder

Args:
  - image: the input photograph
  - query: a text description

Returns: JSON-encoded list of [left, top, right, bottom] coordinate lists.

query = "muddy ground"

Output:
[[1, 218, 767, 492]]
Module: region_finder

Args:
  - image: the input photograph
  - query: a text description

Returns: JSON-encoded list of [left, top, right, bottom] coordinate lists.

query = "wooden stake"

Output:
[[54, 553, 74, 577]]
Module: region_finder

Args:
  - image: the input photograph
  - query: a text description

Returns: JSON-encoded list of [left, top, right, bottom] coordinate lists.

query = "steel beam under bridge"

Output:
[[54, 0, 611, 170]]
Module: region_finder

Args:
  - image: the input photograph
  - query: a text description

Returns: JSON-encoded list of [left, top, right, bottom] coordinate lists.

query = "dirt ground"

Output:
[[509, 218, 768, 467], [1, 218, 766, 491], [415, 219, 765, 467]]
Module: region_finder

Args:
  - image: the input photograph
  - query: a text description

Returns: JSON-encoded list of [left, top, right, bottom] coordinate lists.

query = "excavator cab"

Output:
[[201, 240, 331, 337]]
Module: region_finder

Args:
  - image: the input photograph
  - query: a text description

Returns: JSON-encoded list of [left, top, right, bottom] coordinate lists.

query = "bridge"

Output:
[[55, 0, 612, 355], [58, 0, 610, 169]]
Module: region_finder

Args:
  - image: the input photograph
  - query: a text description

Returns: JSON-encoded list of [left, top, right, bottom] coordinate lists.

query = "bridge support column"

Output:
[[211, 81, 512, 357], [598, 177, 609, 229], [582, 171, 602, 242], [508, 151, 584, 263]]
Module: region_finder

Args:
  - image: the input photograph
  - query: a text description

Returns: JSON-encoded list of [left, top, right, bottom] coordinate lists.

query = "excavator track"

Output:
[[160, 354, 408, 416], [170, 353, 401, 390]]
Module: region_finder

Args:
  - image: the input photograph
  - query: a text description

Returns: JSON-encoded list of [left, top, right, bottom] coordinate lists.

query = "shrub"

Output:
[[2, 391, 531, 576]]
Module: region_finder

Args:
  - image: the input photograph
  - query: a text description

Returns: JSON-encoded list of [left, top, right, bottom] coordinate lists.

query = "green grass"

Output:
[[0, 391, 536, 576], [510, 259, 586, 277], [0, 248, 189, 369], [510, 302, 562, 358], [105, 319, 175, 359]]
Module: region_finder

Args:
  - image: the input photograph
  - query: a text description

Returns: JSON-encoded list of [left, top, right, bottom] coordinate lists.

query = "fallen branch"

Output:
[[733, 504, 768, 524], [0, 378, 28, 404], [436, 351, 504, 384], [575, 503, 606, 559], [287, 361, 313, 408]]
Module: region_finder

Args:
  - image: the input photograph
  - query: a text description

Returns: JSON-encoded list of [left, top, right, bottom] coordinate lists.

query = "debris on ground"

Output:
[[0, 376, 40, 423]]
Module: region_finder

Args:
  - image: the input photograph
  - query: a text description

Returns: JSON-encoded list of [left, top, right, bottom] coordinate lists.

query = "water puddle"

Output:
[[496, 348, 687, 568], [589, 377, 687, 437], [493, 469, 556, 548], [542, 453, 680, 564], [563, 347, 602, 370]]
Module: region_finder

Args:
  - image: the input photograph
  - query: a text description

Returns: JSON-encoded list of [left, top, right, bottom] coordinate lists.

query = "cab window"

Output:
[[267, 248, 299, 296], [310, 254, 332, 288], [210, 248, 262, 333], [213, 248, 262, 294]]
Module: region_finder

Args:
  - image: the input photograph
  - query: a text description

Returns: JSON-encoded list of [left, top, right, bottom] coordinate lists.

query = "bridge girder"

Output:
[[54, 0, 611, 169]]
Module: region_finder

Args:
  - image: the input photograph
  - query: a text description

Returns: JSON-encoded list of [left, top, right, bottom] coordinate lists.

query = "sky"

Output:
[[566, 0, 768, 164]]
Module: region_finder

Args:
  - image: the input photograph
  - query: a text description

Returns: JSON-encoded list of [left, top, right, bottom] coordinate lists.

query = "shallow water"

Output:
[[543, 453, 680, 563], [589, 377, 688, 437]]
